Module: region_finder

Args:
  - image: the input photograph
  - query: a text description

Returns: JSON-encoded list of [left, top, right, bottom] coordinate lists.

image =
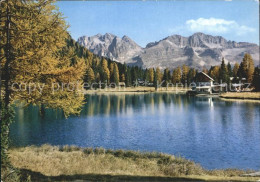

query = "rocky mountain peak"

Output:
[[189, 32, 227, 48], [122, 35, 131, 41], [78, 33, 143, 63], [77, 32, 259, 69]]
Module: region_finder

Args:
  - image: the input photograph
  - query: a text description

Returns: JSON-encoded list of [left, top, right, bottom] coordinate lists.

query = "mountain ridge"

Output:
[[77, 32, 259, 69]]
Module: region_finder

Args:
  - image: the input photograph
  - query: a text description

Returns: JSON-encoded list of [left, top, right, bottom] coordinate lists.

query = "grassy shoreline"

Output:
[[84, 88, 260, 102], [84, 86, 190, 94], [220, 92, 260, 100], [6, 145, 259, 181]]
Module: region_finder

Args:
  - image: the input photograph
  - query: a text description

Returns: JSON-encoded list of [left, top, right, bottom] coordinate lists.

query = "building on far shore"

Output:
[[188, 72, 250, 95], [191, 72, 214, 94]]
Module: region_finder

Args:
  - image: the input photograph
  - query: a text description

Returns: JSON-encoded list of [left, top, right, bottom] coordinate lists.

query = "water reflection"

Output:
[[10, 93, 260, 170], [81, 94, 220, 117]]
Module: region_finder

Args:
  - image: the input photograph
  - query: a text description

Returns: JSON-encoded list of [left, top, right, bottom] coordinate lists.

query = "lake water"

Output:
[[10, 93, 260, 170]]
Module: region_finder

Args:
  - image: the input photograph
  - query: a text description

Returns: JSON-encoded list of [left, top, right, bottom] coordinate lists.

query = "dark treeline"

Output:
[[67, 37, 259, 91]]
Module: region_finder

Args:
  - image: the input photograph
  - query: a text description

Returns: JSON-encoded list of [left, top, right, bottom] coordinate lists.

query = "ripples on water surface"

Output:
[[10, 93, 260, 170]]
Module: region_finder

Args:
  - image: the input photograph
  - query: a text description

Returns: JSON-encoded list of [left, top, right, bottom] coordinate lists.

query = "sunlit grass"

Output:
[[84, 86, 190, 94], [7, 145, 259, 181], [220, 92, 260, 100]]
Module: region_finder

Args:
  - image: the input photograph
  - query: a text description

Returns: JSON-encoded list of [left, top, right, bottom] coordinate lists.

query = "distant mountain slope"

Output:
[[77, 33, 143, 63], [77, 32, 259, 69]]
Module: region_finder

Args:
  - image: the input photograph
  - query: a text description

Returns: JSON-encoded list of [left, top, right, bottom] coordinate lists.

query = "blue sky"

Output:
[[56, 0, 259, 47]]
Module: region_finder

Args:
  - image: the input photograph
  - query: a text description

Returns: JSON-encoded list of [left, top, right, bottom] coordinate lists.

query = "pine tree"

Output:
[[125, 68, 131, 87], [100, 58, 110, 83], [162, 68, 170, 86], [148, 68, 154, 83], [122, 62, 127, 73], [247, 58, 255, 83], [153, 68, 158, 90], [92, 57, 100, 71], [227, 62, 232, 78], [209, 66, 220, 82], [85, 67, 95, 84], [181, 64, 190, 84], [226, 62, 232, 84], [233, 62, 239, 78], [144, 69, 149, 82], [155, 67, 162, 83], [131, 67, 138, 82], [121, 73, 126, 82], [172, 67, 182, 84], [96, 72, 101, 82], [219, 58, 228, 83], [121, 63, 127, 81], [252, 67, 260, 91], [112, 63, 120, 85], [109, 62, 114, 82], [187, 68, 196, 84], [238, 53, 255, 83]]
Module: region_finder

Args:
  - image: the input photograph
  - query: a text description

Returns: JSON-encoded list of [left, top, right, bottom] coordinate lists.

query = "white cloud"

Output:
[[185, 18, 255, 36]]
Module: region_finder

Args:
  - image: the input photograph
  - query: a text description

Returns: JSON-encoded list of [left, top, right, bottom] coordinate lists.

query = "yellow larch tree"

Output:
[[0, 0, 86, 171]]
